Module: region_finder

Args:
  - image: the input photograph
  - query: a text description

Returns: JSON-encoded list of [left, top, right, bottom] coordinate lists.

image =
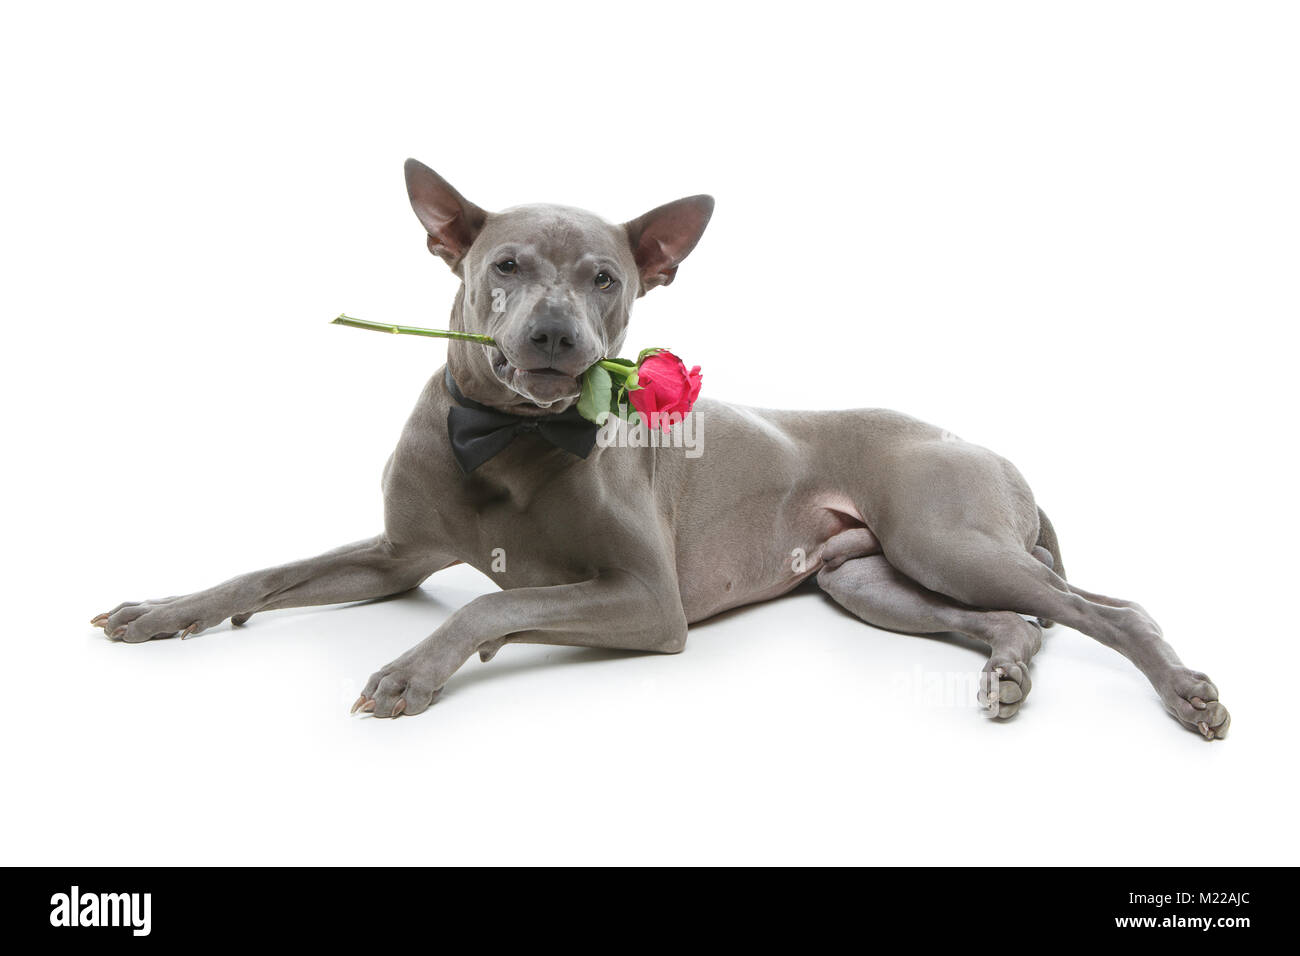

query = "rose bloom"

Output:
[[628, 351, 703, 431]]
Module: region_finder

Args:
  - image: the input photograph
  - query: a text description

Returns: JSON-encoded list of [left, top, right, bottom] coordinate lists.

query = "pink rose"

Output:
[[629, 350, 702, 430]]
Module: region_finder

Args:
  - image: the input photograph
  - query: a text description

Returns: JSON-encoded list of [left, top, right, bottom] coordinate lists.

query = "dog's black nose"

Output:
[[526, 313, 580, 356]]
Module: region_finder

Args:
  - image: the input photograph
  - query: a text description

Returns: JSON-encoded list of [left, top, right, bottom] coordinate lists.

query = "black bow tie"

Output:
[[444, 367, 599, 474]]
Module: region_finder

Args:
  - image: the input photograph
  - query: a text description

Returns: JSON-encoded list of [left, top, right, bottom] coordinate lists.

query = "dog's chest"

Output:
[[436, 444, 666, 586]]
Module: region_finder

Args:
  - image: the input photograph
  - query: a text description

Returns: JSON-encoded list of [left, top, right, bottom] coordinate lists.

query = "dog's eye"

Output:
[[594, 271, 614, 290], [495, 259, 517, 275]]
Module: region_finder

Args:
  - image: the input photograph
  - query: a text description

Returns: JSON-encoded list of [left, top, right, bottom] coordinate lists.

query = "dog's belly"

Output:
[[667, 401, 904, 622], [676, 496, 881, 622]]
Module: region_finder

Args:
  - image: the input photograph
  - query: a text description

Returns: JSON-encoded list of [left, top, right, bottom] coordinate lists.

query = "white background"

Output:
[[3, 1, 1297, 865]]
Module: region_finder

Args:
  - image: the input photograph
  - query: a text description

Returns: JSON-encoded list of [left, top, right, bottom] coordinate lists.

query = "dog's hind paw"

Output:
[[1161, 668, 1230, 740], [978, 657, 1031, 719]]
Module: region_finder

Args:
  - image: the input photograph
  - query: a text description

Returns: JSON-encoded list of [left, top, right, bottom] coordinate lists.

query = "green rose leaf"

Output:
[[577, 364, 614, 425]]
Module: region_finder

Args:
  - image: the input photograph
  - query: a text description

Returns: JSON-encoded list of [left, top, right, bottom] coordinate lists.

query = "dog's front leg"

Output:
[[93, 535, 453, 642], [355, 571, 687, 717]]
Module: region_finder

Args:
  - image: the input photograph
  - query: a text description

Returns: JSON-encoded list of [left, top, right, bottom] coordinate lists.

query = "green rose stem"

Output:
[[331, 314, 647, 424], [332, 315, 639, 380], [331, 313, 496, 345]]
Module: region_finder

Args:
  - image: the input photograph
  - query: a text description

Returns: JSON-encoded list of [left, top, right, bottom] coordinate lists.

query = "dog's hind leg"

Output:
[[817, 555, 1043, 718], [883, 538, 1229, 739], [92, 535, 453, 642]]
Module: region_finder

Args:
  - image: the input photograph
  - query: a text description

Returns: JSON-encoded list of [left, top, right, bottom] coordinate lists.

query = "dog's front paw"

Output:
[[352, 636, 480, 718], [1161, 667, 1230, 740], [91, 597, 225, 643], [351, 659, 445, 718]]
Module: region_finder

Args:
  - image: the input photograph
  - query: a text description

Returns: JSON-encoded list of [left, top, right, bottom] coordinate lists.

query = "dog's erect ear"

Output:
[[404, 158, 487, 270], [623, 195, 715, 293]]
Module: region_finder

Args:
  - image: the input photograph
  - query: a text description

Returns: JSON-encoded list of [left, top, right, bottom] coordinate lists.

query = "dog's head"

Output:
[[404, 159, 713, 415]]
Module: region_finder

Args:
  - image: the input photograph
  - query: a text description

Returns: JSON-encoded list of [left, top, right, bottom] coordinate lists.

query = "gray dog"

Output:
[[92, 159, 1229, 739]]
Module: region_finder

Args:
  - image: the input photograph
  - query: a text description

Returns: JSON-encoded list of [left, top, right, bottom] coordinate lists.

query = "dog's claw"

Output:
[[350, 695, 367, 714], [111, 626, 127, 638], [392, 698, 407, 717], [90, 614, 109, 627], [180, 624, 198, 640], [361, 699, 375, 713]]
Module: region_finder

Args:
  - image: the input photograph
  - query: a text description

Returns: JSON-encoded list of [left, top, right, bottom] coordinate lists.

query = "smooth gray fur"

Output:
[[92, 159, 1229, 739]]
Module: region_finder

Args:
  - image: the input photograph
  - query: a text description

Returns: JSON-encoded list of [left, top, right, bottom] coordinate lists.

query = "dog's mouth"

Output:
[[489, 351, 582, 409]]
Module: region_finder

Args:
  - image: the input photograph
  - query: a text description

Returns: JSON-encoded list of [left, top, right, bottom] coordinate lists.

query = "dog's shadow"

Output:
[[447, 644, 645, 698], [362, 586, 661, 697], [688, 578, 990, 656], [437, 578, 996, 700], [169, 578, 995, 700], [810, 581, 990, 655]]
